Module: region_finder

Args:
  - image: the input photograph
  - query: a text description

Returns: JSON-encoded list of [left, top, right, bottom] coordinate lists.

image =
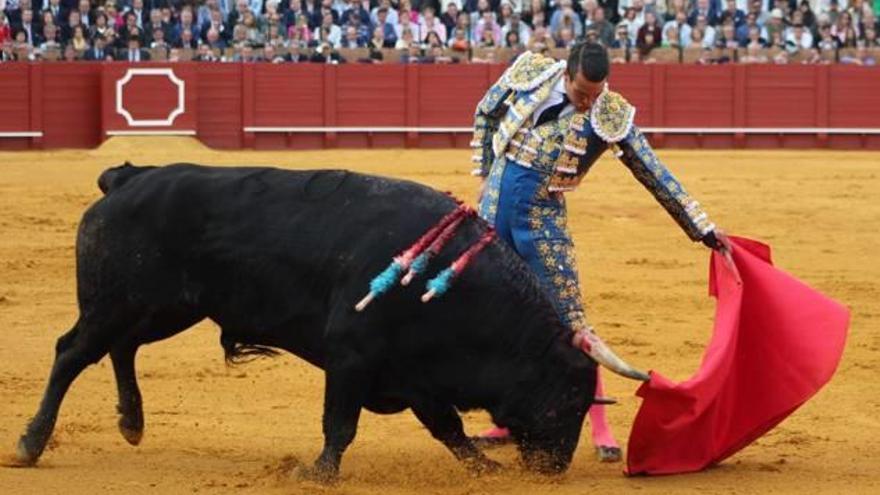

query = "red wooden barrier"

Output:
[[0, 63, 878, 151]]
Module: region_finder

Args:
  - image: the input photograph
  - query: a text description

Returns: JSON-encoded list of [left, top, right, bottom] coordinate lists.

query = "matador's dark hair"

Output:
[[566, 42, 610, 83]]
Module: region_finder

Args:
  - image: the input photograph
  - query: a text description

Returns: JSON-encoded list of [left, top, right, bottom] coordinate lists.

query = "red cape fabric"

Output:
[[625, 237, 849, 476]]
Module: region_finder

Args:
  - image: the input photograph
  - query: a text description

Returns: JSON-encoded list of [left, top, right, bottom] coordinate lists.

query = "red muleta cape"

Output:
[[625, 237, 850, 475]]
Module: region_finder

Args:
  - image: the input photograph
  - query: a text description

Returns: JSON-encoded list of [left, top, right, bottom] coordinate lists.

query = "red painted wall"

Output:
[[1, 63, 878, 151]]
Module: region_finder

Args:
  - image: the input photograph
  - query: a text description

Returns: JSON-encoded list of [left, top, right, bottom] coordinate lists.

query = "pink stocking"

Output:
[[589, 368, 619, 448]]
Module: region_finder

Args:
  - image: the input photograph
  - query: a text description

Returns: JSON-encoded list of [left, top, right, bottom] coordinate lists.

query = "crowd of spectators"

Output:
[[1, 0, 878, 64]]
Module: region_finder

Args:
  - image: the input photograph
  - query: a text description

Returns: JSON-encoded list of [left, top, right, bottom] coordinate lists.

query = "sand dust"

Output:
[[0, 138, 878, 494]]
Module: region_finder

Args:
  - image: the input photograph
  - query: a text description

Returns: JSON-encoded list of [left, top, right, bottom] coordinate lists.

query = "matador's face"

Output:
[[564, 72, 605, 113]]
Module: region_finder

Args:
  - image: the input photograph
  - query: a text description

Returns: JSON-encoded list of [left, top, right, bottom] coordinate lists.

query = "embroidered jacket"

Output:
[[470, 51, 715, 241]]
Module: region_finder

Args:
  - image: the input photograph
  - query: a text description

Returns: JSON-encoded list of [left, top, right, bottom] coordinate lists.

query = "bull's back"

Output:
[[80, 164, 462, 327]]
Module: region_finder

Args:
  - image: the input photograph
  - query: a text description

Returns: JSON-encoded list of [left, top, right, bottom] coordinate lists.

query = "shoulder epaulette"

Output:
[[502, 51, 567, 92], [590, 90, 636, 144]]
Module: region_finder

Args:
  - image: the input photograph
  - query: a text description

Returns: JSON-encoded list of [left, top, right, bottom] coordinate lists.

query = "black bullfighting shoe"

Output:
[[595, 445, 622, 463]]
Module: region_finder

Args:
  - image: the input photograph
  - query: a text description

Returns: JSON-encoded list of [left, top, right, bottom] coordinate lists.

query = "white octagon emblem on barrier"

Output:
[[116, 68, 186, 127]]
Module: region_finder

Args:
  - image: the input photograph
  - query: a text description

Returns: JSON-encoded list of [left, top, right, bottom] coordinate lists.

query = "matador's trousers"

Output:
[[478, 158, 589, 332]]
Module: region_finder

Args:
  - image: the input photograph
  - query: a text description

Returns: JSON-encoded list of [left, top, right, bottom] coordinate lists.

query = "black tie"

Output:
[[536, 94, 570, 127]]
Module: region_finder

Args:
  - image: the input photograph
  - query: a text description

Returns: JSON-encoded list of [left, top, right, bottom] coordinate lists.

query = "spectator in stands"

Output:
[[74, 0, 92, 28], [744, 24, 766, 47], [477, 21, 498, 45], [106, 2, 124, 30], [70, 23, 88, 50], [786, 22, 813, 48], [473, 10, 501, 45], [344, 10, 370, 45], [234, 41, 258, 61], [309, 40, 345, 62], [263, 21, 285, 47], [121, 34, 149, 61], [718, 0, 745, 27], [200, 9, 227, 43], [663, 9, 691, 44], [620, 7, 643, 40], [528, 23, 552, 50], [340, 24, 363, 47], [373, 7, 396, 47], [204, 26, 228, 50], [342, 0, 371, 26], [1, 39, 18, 62], [740, 41, 768, 62], [179, 28, 198, 49], [797, 0, 816, 30], [839, 41, 876, 63], [715, 18, 740, 48], [865, 25, 878, 46], [637, 10, 662, 48], [39, 23, 60, 52], [197, 0, 223, 27], [260, 12, 287, 43], [397, 6, 422, 41], [0, 11, 10, 44], [663, 23, 682, 47], [448, 11, 470, 43], [118, 11, 140, 43], [762, 8, 786, 41], [395, 25, 415, 48], [146, 9, 171, 44], [83, 33, 110, 59], [556, 25, 576, 46], [637, 28, 659, 58], [736, 11, 757, 45], [45, 0, 66, 26], [369, 24, 386, 49], [588, 6, 615, 45], [60, 10, 82, 44], [227, 0, 252, 30], [448, 22, 470, 50], [62, 42, 78, 60], [816, 22, 838, 52], [501, 12, 531, 45], [90, 12, 110, 41], [833, 11, 858, 45], [550, 0, 583, 37], [241, 9, 265, 45], [260, 43, 285, 62], [287, 16, 312, 46], [611, 21, 634, 47], [694, 13, 716, 46], [314, 11, 341, 47], [150, 26, 169, 53], [421, 6, 447, 43], [504, 28, 523, 48], [440, 1, 458, 34], [688, 0, 718, 26], [194, 42, 220, 61], [14, 8, 36, 46], [370, 0, 398, 26]]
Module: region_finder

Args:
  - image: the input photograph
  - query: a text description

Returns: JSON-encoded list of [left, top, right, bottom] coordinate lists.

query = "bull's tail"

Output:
[[97, 162, 156, 194]]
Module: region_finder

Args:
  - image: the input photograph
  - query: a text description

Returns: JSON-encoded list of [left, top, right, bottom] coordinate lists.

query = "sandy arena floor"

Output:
[[0, 138, 878, 494]]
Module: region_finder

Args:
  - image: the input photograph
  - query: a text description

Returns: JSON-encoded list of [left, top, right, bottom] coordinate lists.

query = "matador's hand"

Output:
[[703, 229, 741, 284]]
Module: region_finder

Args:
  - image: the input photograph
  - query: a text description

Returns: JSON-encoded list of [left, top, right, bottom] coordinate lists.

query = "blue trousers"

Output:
[[479, 159, 588, 330]]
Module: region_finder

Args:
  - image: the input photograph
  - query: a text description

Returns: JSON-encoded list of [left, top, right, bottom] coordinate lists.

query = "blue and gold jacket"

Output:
[[470, 51, 715, 242]]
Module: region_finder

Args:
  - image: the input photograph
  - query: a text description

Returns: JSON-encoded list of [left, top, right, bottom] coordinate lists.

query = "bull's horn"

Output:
[[572, 329, 650, 382]]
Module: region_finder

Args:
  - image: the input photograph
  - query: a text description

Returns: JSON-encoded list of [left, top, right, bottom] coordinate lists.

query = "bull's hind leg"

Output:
[[411, 399, 502, 475], [111, 309, 204, 446], [110, 345, 144, 446], [16, 317, 122, 465]]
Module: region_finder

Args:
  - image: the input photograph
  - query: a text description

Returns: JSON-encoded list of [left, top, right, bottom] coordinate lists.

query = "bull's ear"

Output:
[[123, 161, 134, 167]]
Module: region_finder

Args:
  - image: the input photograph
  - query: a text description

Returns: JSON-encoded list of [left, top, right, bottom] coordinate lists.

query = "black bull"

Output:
[[16, 163, 599, 478]]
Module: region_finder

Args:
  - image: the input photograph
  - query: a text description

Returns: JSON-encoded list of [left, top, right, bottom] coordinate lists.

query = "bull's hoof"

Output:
[[595, 446, 622, 463], [118, 424, 143, 446], [11, 437, 40, 467], [470, 435, 514, 450], [465, 456, 503, 476], [296, 464, 339, 484]]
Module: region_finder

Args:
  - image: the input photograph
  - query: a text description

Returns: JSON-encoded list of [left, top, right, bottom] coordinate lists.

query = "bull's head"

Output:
[[502, 343, 597, 474]]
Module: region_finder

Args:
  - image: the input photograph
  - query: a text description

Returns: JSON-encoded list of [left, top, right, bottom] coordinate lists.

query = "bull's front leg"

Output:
[[300, 354, 371, 483], [411, 399, 502, 475]]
